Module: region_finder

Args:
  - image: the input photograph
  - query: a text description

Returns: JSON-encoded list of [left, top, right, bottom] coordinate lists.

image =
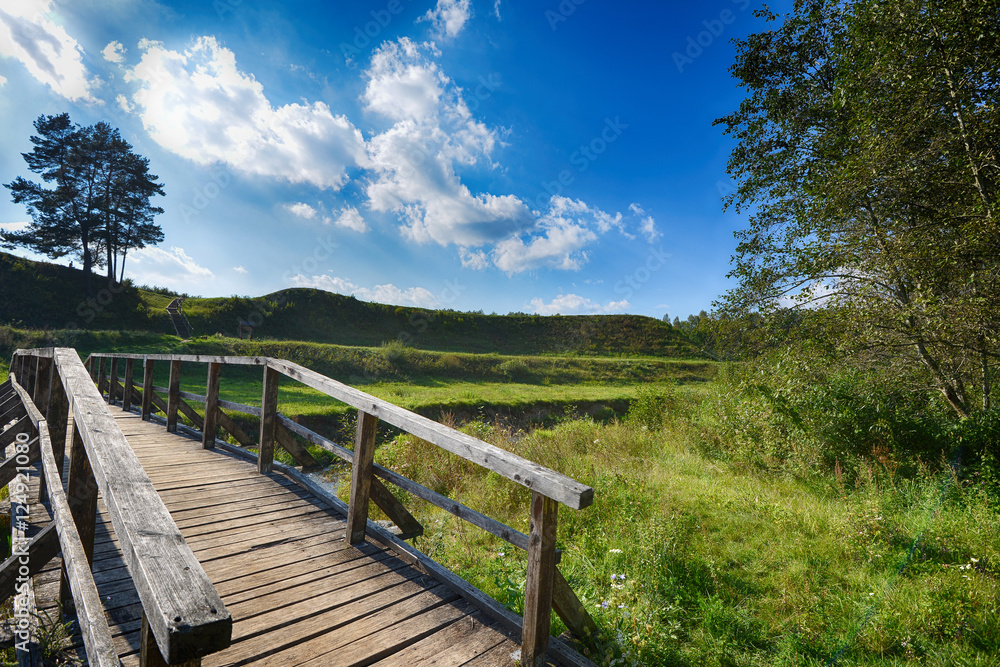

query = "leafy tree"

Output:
[[714, 0, 1000, 417], [4, 114, 165, 294]]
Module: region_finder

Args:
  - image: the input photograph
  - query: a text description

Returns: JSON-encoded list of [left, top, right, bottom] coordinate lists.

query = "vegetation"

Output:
[[3, 114, 165, 294], [714, 0, 1000, 417], [0, 250, 701, 357]]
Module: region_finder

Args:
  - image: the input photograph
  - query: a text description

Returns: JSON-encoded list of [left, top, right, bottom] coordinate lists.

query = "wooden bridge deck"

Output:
[[92, 411, 521, 666]]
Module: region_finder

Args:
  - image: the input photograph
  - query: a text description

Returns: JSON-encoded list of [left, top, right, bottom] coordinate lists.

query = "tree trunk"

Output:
[[81, 226, 93, 297]]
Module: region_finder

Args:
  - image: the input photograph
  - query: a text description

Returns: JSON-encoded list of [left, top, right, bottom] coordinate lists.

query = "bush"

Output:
[[626, 385, 679, 431]]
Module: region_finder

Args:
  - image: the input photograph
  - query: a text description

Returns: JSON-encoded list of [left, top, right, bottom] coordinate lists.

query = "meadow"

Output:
[[3, 329, 998, 666]]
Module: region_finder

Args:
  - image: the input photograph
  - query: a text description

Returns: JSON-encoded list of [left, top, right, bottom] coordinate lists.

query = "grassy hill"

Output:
[[0, 251, 702, 357]]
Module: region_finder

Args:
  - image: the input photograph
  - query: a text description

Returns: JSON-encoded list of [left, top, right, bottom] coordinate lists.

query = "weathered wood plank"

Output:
[[202, 363, 220, 450], [522, 493, 558, 666], [267, 358, 594, 509], [258, 366, 279, 474], [165, 360, 182, 433], [122, 358, 136, 412], [53, 348, 232, 664], [141, 359, 155, 421], [35, 419, 121, 667], [108, 358, 120, 405], [552, 569, 598, 642], [347, 410, 378, 544], [214, 408, 255, 448], [275, 423, 322, 471]]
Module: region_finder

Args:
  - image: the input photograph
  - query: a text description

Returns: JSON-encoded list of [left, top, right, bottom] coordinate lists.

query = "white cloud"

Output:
[[102, 40, 125, 63], [288, 274, 439, 308], [459, 247, 489, 270], [527, 294, 631, 316], [629, 203, 660, 243], [493, 0, 502, 20], [115, 93, 132, 113], [363, 39, 532, 247], [0, 0, 98, 101], [331, 207, 369, 233], [233, 265, 248, 274], [285, 202, 318, 219], [0, 73, 7, 85], [127, 246, 215, 290], [420, 0, 473, 38], [124, 36, 365, 190], [0, 221, 30, 241], [492, 196, 626, 274]]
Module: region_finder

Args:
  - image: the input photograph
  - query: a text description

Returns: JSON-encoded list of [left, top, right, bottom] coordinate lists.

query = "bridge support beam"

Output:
[[347, 410, 379, 545], [522, 492, 558, 666], [258, 366, 279, 473], [142, 359, 156, 420], [203, 363, 221, 450], [123, 358, 136, 412], [166, 360, 182, 432]]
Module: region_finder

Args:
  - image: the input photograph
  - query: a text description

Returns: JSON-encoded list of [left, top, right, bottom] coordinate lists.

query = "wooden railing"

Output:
[[8, 348, 232, 666], [87, 351, 597, 666]]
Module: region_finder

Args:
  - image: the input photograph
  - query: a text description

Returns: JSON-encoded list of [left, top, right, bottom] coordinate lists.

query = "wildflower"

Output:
[[618, 603, 627, 609], [609, 548, 623, 554]]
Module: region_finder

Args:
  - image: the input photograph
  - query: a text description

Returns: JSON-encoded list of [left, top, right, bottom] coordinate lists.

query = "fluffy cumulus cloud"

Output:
[[363, 38, 532, 247], [123, 36, 365, 189], [493, 197, 626, 274], [527, 294, 631, 316], [102, 40, 125, 63], [420, 0, 473, 38], [285, 202, 318, 219], [330, 206, 369, 233], [288, 273, 438, 308], [0, 0, 98, 101], [127, 246, 215, 290]]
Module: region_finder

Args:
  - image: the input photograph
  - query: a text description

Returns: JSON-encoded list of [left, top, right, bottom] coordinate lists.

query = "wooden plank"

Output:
[[267, 358, 594, 510], [166, 360, 182, 433], [0, 416, 33, 457], [97, 357, 107, 402], [217, 399, 261, 417], [108, 357, 120, 405], [89, 353, 266, 366], [202, 363, 221, 450], [53, 348, 232, 664], [175, 396, 204, 430], [35, 419, 120, 667], [31, 356, 51, 415], [258, 366, 279, 474], [0, 524, 59, 602], [141, 359, 155, 421], [522, 492, 558, 667], [369, 477, 424, 541], [0, 433, 39, 488], [43, 366, 69, 502], [274, 422, 322, 471], [214, 407, 256, 447], [347, 410, 378, 544], [552, 569, 598, 642], [366, 606, 512, 667], [122, 358, 136, 412]]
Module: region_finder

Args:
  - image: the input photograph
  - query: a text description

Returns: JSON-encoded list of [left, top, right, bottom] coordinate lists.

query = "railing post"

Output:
[[259, 366, 279, 473], [140, 611, 202, 667], [96, 357, 107, 400], [142, 359, 155, 421], [60, 421, 99, 608], [166, 360, 182, 433], [34, 355, 53, 501], [108, 356, 120, 405], [122, 358, 135, 412], [522, 492, 559, 666], [44, 365, 69, 490], [203, 362, 222, 450], [347, 410, 379, 545]]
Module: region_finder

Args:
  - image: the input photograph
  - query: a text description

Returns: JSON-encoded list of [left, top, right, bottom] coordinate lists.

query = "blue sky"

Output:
[[0, 0, 783, 320]]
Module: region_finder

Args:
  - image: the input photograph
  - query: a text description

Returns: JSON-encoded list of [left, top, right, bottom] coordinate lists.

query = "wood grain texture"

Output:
[[202, 363, 221, 450], [347, 410, 378, 544], [522, 493, 558, 667], [258, 366, 279, 475]]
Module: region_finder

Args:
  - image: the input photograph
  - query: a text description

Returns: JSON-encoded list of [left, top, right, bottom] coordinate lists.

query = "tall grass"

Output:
[[372, 377, 1000, 665]]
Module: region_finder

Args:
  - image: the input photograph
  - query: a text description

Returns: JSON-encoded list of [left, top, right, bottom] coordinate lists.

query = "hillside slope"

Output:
[[0, 251, 702, 357]]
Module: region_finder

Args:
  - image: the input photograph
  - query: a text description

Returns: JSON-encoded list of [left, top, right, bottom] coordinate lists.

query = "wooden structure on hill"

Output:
[[0, 347, 596, 666], [165, 299, 193, 339]]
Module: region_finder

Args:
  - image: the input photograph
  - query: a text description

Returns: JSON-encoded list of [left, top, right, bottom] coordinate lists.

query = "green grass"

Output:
[[371, 403, 1000, 666]]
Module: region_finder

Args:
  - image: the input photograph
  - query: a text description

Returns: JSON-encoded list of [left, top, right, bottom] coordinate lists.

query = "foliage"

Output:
[[3, 114, 164, 293], [715, 0, 1000, 417]]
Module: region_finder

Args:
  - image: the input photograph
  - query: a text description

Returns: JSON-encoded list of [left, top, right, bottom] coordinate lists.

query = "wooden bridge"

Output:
[[1, 348, 597, 666]]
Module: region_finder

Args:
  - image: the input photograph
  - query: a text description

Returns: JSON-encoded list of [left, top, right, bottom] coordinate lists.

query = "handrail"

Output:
[[83, 350, 596, 665], [7, 372, 120, 666], [12, 348, 233, 666]]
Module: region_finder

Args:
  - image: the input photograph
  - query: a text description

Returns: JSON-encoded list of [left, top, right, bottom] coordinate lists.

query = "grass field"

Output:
[[4, 331, 998, 666]]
